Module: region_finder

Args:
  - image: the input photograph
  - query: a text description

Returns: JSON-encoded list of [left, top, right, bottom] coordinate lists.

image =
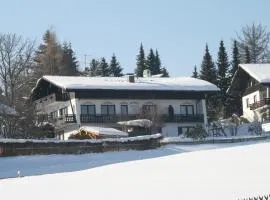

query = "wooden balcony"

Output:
[[35, 93, 69, 112], [65, 115, 77, 123], [79, 114, 137, 123], [64, 114, 204, 124], [68, 114, 205, 124], [249, 98, 270, 110]]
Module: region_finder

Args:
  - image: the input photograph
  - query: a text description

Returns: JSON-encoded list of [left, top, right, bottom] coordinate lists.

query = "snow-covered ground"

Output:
[[1, 140, 270, 200]]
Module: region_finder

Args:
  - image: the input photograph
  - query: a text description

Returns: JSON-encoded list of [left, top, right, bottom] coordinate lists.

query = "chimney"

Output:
[[128, 75, 135, 83]]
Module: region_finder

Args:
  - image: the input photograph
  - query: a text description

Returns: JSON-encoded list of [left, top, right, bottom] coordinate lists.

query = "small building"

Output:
[[227, 64, 270, 122], [31, 75, 219, 139]]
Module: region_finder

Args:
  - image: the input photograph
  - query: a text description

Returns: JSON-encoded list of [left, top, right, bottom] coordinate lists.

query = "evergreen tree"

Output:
[[216, 41, 231, 117], [200, 44, 218, 120], [146, 48, 156, 75], [109, 54, 123, 77], [97, 57, 109, 77], [61, 42, 79, 76], [200, 44, 217, 84], [85, 58, 100, 76], [34, 29, 63, 77], [161, 67, 169, 77], [153, 49, 161, 75], [135, 43, 146, 77], [226, 41, 242, 117], [244, 46, 251, 63], [192, 65, 198, 78], [217, 41, 230, 98], [230, 40, 240, 77]]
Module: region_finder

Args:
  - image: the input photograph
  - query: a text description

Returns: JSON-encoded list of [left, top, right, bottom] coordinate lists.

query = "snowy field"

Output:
[[1, 140, 270, 200]]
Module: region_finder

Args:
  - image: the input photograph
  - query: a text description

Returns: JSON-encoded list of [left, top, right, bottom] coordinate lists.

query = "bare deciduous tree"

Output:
[[0, 33, 35, 138], [0, 33, 35, 106], [236, 23, 270, 63]]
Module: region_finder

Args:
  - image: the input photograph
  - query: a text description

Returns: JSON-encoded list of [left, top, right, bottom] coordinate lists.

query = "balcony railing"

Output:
[[79, 114, 137, 123], [35, 93, 70, 111], [65, 115, 76, 123], [249, 98, 270, 110], [71, 114, 204, 124], [163, 114, 204, 123]]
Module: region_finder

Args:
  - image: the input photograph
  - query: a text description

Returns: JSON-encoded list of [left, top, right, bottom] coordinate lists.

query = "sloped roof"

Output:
[[239, 64, 270, 83], [32, 75, 219, 92], [227, 64, 270, 96]]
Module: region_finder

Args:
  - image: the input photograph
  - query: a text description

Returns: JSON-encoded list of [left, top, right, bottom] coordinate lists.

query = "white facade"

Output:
[[33, 75, 219, 139], [35, 96, 208, 138], [242, 91, 261, 122]]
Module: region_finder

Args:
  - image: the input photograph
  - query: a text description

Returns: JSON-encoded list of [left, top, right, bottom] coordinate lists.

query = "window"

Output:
[[253, 95, 257, 103], [50, 111, 58, 119], [246, 98, 249, 108], [81, 105, 96, 115], [142, 105, 157, 113], [59, 107, 68, 116], [101, 105, 115, 115], [180, 105, 194, 115], [120, 105, 128, 115]]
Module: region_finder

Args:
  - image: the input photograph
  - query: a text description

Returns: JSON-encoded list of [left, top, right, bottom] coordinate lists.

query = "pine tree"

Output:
[[192, 65, 198, 78], [61, 42, 79, 76], [34, 29, 63, 77], [85, 59, 99, 76], [153, 50, 161, 75], [135, 43, 146, 77], [216, 41, 231, 117], [200, 44, 217, 84], [230, 40, 240, 77], [97, 57, 109, 77], [146, 48, 156, 75], [217, 41, 230, 97], [226, 41, 242, 117], [161, 67, 169, 77], [244, 46, 251, 63], [200, 44, 218, 120], [109, 54, 123, 77]]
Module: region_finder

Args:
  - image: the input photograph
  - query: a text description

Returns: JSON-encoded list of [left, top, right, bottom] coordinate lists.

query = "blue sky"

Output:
[[1, 0, 270, 76]]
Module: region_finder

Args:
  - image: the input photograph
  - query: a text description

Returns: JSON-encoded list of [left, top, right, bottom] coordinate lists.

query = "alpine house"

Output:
[[31, 74, 219, 139], [227, 64, 270, 122]]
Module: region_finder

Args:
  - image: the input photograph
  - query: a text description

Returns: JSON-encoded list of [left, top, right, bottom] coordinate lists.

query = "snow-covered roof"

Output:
[[32, 75, 219, 92], [79, 126, 128, 137], [117, 119, 152, 128], [239, 64, 270, 83], [0, 104, 16, 115]]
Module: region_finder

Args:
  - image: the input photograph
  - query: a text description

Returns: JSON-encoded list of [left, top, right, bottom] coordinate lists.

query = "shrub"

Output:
[[69, 131, 94, 140], [240, 116, 249, 124], [185, 125, 207, 140]]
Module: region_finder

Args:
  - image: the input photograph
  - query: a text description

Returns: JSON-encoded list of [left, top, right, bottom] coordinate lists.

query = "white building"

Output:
[[31, 75, 219, 139], [227, 64, 270, 122]]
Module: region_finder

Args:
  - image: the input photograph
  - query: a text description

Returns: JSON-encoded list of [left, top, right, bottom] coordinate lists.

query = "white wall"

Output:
[[161, 123, 203, 137], [242, 90, 260, 121]]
